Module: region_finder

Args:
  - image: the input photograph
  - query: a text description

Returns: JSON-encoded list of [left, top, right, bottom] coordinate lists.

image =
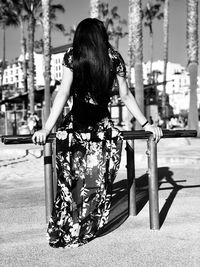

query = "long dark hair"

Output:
[[72, 18, 113, 105]]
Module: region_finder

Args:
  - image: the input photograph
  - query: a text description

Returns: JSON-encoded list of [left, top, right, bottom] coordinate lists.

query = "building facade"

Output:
[[1, 45, 200, 120], [143, 60, 200, 115], [1, 44, 71, 94]]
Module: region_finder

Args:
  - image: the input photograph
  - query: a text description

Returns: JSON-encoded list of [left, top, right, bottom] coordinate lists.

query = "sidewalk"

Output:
[[0, 142, 43, 159], [0, 138, 200, 266]]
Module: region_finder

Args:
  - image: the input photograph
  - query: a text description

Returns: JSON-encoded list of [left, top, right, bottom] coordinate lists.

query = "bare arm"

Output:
[[43, 67, 73, 132], [117, 74, 163, 142], [117, 75, 147, 126], [32, 66, 73, 144]]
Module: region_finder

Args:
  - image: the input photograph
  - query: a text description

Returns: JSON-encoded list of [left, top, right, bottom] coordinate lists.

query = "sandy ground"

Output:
[[0, 139, 200, 267]]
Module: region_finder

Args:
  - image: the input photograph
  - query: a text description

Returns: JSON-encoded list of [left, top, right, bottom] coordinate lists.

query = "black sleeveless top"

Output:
[[62, 47, 126, 126]]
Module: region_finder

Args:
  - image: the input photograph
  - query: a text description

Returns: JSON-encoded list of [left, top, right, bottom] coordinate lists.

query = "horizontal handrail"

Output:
[[122, 129, 197, 139], [1, 129, 197, 145]]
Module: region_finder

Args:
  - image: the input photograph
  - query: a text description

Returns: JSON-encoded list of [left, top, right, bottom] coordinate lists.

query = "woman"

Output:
[[32, 18, 162, 248]]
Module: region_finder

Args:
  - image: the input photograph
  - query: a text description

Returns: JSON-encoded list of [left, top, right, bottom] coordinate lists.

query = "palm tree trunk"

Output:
[[42, 0, 54, 221], [187, 0, 199, 132], [1, 22, 6, 88], [130, 0, 144, 130], [128, 0, 134, 87], [162, 0, 169, 127], [28, 15, 35, 113], [42, 0, 51, 121], [20, 18, 28, 93], [90, 0, 100, 18], [149, 30, 153, 81]]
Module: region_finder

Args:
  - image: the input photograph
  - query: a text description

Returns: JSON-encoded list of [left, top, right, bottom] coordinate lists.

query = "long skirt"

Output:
[[47, 113, 122, 248]]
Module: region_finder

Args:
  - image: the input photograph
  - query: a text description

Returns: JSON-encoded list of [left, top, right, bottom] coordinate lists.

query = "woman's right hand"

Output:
[[143, 123, 163, 143], [32, 129, 50, 145]]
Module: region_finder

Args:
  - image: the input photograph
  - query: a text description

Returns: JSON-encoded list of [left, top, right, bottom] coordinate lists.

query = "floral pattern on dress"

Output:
[[47, 114, 122, 248]]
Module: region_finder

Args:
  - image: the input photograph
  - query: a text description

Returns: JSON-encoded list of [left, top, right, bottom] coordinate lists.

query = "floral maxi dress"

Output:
[[47, 47, 126, 248]]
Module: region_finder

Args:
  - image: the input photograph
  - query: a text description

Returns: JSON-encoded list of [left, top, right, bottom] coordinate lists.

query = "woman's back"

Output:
[[62, 45, 126, 125]]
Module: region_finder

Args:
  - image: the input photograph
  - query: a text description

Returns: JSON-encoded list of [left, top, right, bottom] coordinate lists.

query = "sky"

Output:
[[0, 0, 199, 69]]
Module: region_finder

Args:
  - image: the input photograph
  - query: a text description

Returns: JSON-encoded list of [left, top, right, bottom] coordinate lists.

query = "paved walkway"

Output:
[[0, 137, 200, 266]]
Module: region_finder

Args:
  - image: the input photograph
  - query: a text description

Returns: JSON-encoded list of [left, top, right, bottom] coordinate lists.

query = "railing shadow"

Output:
[[134, 167, 183, 216], [97, 167, 166, 236], [159, 183, 200, 228], [97, 179, 128, 237], [98, 166, 198, 236]]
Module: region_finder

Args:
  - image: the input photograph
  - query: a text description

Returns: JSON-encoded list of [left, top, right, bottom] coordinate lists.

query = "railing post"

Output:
[[147, 136, 160, 230], [43, 142, 54, 223], [126, 140, 136, 216], [4, 109, 8, 135]]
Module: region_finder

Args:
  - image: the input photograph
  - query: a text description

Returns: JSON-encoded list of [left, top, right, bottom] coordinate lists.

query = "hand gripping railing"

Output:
[[1, 129, 197, 229]]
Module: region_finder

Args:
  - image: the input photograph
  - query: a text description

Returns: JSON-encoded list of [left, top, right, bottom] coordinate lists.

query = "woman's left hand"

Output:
[[32, 128, 50, 145], [143, 123, 163, 143]]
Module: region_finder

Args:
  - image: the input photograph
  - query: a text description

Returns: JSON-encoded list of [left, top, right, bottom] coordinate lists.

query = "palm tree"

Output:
[[6, 0, 29, 94], [128, 0, 134, 87], [42, 0, 55, 219], [22, 0, 39, 113], [99, 3, 128, 51], [0, 0, 19, 87], [42, 0, 51, 121], [142, 0, 164, 82], [35, 4, 66, 53], [186, 0, 199, 132], [90, 0, 100, 18], [22, 0, 65, 113], [19, 14, 28, 94], [162, 0, 169, 127], [129, 0, 144, 130]]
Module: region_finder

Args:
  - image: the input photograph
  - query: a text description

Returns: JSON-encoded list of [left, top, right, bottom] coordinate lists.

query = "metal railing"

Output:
[[1, 129, 197, 229]]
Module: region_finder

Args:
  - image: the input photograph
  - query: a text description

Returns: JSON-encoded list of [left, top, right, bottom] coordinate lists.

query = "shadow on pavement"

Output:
[[98, 166, 200, 236], [97, 179, 128, 237]]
